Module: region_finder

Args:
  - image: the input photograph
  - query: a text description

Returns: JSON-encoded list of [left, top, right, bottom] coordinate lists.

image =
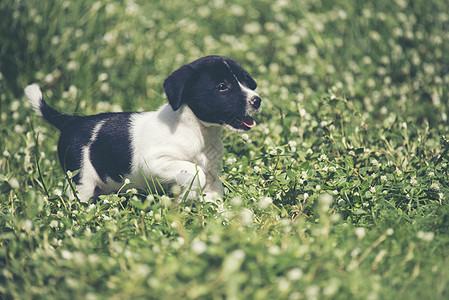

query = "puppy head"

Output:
[[163, 55, 261, 132]]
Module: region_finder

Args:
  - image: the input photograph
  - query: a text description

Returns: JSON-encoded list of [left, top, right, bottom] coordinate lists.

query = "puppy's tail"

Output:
[[25, 84, 76, 130]]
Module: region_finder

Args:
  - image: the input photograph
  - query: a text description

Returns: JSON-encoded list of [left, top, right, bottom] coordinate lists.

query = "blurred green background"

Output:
[[1, 0, 448, 299]]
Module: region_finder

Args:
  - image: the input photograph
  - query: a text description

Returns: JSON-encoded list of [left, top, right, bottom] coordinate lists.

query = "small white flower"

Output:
[[320, 194, 333, 207], [337, 199, 346, 205], [124, 178, 131, 185], [305, 285, 320, 300], [254, 166, 261, 173], [11, 101, 20, 111], [428, 171, 435, 177], [87, 254, 100, 264], [86, 204, 96, 212], [287, 268, 303, 280], [191, 238, 207, 254], [242, 133, 249, 141], [61, 250, 73, 260], [8, 178, 20, 189], [355, 227, 366, 239], [243, 22, 261, 34], [371, 159, 381, 167], [54, 189, 62, 197], [66, 61, 79, 71], [126, 188, 138, 194], [268, 245, 281, 255], [226, 157, 237, 165], [98, 73, 108, 82], [231, 197, 242, 207], [431, 182, 440, 191], [161, 195, 172, 206], [258, 197, 272, 209], [240, 208, 253, 225], [50, 220, 59, 229], [417, 231, 434, 242], [386, 228, 394, 236], [171, 221, 180, 229], [303, 193, 309, 200], [306, 148, 313, 155], [22, 220, 33, 232], [319, 154, 328, 161], [410, 176, 418, 185], [370, 186, 376, 193], [381, 175, 387, 182], [290, 126, 299, 134]]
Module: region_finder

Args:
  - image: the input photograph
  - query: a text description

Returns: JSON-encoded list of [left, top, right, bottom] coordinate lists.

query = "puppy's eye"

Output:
[[217, 83, 229, 91]]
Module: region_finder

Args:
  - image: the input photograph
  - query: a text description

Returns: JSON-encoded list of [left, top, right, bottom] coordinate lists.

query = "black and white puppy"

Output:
[[25, 55, 261, 205]]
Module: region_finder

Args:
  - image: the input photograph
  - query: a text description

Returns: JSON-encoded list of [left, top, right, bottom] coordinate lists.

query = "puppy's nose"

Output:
[[249, 96, 261, 109]]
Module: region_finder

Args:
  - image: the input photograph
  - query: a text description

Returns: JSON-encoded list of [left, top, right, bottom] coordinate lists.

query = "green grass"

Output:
[[1, 0, 449, 299]]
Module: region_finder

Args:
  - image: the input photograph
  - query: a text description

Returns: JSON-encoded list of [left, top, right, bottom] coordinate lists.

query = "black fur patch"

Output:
[[57, 113, 134, 184], [90, 113, 133, 182]]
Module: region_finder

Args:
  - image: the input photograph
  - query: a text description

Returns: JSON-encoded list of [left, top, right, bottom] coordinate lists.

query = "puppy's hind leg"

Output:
[[63, 178, 96, 204], [74, 180, 97, 203], [72, 146, 103, 203]]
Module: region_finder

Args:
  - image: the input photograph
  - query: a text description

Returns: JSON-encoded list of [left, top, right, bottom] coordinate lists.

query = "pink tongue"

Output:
[[241, 117, 255, 128]]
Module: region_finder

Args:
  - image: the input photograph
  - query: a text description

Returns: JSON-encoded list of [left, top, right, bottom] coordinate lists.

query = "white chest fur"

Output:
[[129, 104, 224, 199]]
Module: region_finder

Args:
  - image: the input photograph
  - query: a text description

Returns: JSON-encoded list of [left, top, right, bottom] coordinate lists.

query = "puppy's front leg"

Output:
[[203, 172, 224, 205], [153, 160, 207, 200]]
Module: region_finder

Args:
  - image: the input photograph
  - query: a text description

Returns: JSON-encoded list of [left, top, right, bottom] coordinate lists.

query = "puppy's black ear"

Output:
[[226, 59, 257, 90], [163, 66, 195, 111], [241, 71, 257, 90]]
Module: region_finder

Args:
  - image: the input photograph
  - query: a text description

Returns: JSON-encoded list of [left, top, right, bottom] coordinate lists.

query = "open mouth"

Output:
[[224, 115, 256, 132], [238, 115, 255, 129]]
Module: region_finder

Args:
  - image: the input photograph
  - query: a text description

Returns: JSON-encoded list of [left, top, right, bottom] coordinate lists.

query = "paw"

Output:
[[203, 192, 224, 212], [175, 169, 206, 189]]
